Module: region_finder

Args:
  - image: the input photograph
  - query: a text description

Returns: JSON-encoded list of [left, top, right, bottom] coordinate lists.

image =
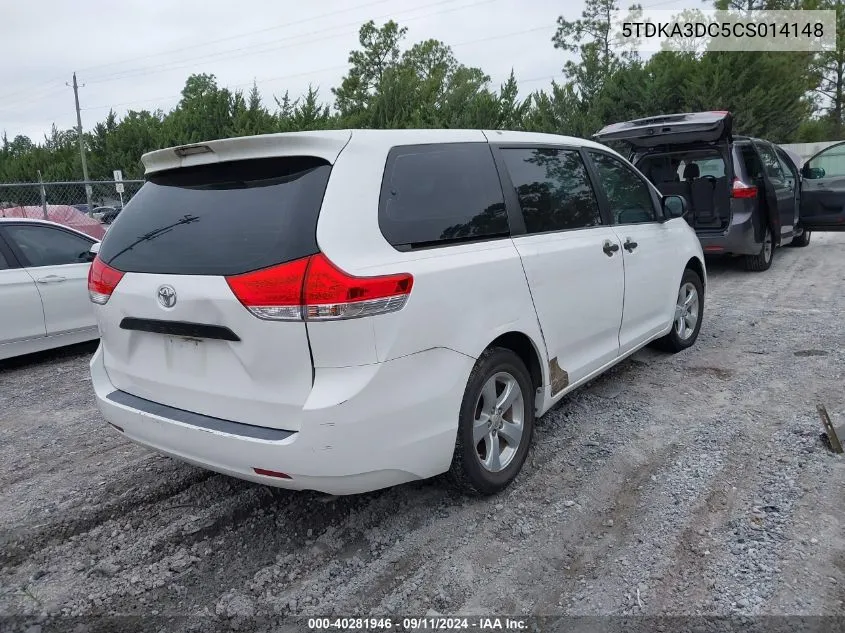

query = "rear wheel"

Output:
[[743, 225, 774, 271], [655, 269, 705, 353], [448, 347, 534, 495], [791, 229, 811, 247]]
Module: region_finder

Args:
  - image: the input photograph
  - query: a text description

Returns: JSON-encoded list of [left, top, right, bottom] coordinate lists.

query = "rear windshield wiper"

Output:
[[106, 214, 200, 263]]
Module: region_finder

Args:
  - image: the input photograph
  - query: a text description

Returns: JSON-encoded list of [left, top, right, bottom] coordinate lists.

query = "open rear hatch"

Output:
[[93, 136, 350, 432], [594, 111, 733, 149]]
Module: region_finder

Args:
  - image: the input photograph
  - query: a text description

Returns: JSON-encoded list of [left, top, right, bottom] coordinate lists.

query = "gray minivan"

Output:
[[595, 111, 845, 271]]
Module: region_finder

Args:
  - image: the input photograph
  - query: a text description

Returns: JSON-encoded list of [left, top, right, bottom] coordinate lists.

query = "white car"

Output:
[[0, 218, 99, 360], [89, 129, 706, 495]]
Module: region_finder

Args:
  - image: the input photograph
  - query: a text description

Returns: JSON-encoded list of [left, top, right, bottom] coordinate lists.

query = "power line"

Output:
[[82, 0, 680, 87], [78, 24, 556, 113], [1, 0, 410, 103], [1, 84, 72, 114], [2, 0, 485, 116], [76, 0, 400, 76], [84, 0, 502, 85], [2, 0, 685, 105], [9, 0, 685, 124]]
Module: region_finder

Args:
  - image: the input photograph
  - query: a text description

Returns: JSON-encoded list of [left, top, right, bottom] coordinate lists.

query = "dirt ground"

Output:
[[1, 233, 844, 632]]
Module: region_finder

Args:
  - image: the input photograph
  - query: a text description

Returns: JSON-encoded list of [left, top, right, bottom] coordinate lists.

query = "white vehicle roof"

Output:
[[141, 129, 618, 175]]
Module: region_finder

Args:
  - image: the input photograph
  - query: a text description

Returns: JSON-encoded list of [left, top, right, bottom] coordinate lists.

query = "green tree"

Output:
[[162, 73, 238, 144], [807, 0, 845, 138], [332, 20, 407, 123], [552, 0, 636, 104]]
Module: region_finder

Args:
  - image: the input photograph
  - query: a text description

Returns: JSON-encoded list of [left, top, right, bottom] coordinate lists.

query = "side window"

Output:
[[589, 152, 658, 224], [739, 145, 763, 180], [378, 143, 509, 249], [500, 148, 602, 233], [755, 143, 785, 183], [775, 150, 796, 189], [0, 248, 8, 270], [805, 142, 845, 179], [4, 225, 93, 267]]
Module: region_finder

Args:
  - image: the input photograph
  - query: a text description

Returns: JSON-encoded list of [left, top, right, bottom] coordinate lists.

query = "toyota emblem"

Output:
[[157, 285, 177, 308]]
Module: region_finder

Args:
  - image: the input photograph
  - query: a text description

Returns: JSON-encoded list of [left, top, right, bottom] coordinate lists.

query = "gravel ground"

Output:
[[1, 233, 844, 632]]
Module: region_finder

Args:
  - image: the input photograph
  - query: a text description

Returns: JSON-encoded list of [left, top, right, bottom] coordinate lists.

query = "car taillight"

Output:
[[225, 253, 413, 321], [88, 256, 124, 305], [731, 178, 757, 199], [225, 257, 310, 321], [303, 253, 413, 320]]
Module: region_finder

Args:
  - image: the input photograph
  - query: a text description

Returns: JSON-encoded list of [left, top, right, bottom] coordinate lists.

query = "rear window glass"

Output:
[[98, 156, 331, 276], [378, 143, 508, 249], [638, 153, 726, 182], [739, 145, 764, 180]]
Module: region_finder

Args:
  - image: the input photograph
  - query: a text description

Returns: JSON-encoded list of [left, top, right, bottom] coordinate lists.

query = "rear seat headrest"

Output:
[[683, 163, 700, 179]]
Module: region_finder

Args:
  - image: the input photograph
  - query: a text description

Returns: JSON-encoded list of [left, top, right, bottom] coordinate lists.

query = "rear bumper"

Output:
[[697, 209, 758, 256], [90, 344, 473, 495]]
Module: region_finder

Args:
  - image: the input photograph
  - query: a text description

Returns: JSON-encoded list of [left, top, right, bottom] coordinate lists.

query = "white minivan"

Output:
[[89, 129, 706, 495]]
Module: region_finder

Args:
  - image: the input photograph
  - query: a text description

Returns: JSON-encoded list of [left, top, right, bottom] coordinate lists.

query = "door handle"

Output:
[[36, 275, 67, 284], [623, 238, 638, 252], [602, 240, 620, 257]]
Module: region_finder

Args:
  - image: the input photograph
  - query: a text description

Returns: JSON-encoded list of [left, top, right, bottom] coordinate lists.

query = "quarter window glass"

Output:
[[500, 148, 602, 233], [378, 143, 509, 248]]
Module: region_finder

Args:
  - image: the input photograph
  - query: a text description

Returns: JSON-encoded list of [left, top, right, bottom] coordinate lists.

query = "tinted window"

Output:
[[775, 151, 796, 187], [755, 143, 786, 182], [677, 156, 725, 179], [5, 225, 93, 267], [0, 248, 8, 270], [589, 152, 657, 224], [501, 148, 602, 233], [98, 156, 331, 275], [637, 152, 725, 183], [739, 144, 764, 180], [379, 143, 508, 248]]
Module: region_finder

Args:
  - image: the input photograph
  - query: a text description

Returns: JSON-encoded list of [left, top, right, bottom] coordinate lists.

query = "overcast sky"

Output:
[[2, 0, 700, 142]]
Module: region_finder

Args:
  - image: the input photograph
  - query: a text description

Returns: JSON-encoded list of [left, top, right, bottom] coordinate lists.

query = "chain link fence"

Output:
[[0, 180, 144, 218]]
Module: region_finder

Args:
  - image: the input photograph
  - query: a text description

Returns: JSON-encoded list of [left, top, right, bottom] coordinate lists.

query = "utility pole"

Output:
[[68, 72, 93, 215]]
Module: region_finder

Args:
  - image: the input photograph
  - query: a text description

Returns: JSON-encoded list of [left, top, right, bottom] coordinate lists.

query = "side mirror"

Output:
[[662, 194, 687, 220], [82, 242, 101, 262], [803, 164, 825, 179]]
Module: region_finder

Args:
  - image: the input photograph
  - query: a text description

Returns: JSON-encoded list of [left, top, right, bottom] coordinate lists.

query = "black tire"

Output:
[[743, 225, 774, 271], [655, 269, 705, 354], [448, 347, 535, 495], [791, 229, 811, 247]]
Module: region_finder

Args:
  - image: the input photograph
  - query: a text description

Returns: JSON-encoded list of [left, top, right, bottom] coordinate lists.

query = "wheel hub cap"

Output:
[[473, 373, 525, 473], [674, 282, 699, 341], [490, 408, 503, 431]]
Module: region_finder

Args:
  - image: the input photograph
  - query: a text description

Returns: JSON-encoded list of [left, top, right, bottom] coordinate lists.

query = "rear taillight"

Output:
[[731, 178, 757, 199], [224, 257, 310, 321], [303, 253, 413, 320], [225, 253, 413, 321], [88, 256, 124, 305]]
